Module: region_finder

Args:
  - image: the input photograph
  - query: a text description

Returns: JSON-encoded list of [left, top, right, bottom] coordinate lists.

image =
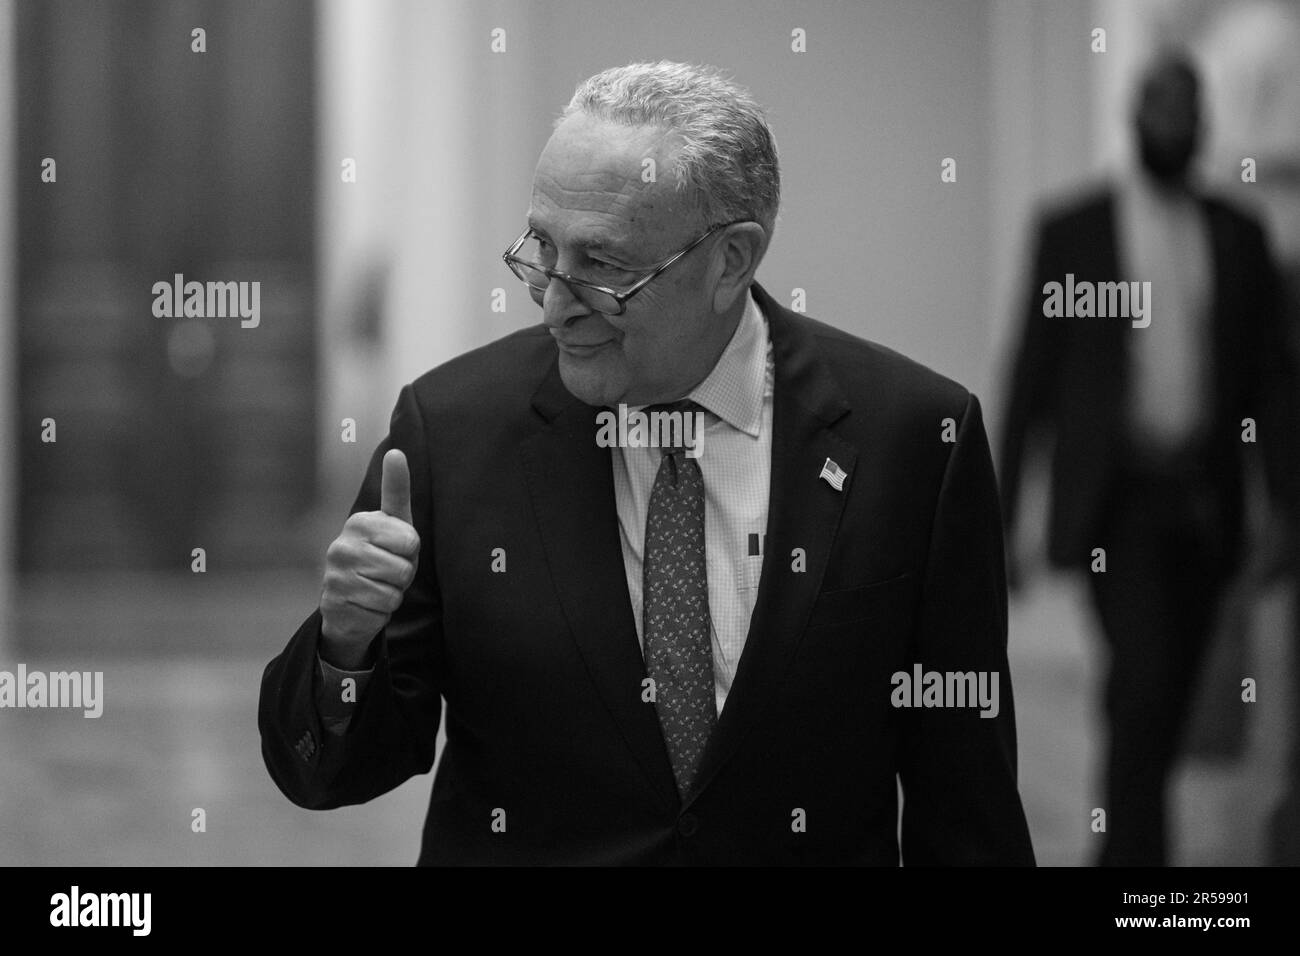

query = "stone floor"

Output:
[[0, 570, 1291, 865]]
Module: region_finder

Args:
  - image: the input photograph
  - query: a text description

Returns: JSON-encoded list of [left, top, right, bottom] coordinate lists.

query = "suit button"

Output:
[[295, 730, 317, 762], [677, 813, 699, 837]]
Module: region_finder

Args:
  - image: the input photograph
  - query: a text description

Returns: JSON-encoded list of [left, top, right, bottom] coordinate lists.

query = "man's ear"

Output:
[[710, 223, 767, 314]]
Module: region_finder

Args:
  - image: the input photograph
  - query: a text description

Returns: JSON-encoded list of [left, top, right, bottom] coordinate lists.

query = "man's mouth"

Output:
[[555, 338, 613, 354]]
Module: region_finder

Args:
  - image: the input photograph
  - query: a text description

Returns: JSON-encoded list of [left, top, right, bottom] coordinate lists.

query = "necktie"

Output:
[[641, 400, 716, 797]]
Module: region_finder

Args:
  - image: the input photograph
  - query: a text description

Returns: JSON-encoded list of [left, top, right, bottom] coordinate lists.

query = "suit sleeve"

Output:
[[898, 391, 1037, 865], [1240, 219, 1300, 514], [316, 655, 375, 736], [997, 215, 1064, 540], [258, 383, 444, 809]]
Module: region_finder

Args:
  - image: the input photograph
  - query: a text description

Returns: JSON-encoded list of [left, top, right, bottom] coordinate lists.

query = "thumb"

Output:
[[380, 449, 413, 524]]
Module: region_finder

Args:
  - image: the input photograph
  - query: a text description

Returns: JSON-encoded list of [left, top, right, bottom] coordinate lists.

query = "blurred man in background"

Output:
[[999, 52, 1297, 866]]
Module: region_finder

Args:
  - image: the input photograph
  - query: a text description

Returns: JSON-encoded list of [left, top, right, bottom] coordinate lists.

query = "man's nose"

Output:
[[541, 276, 590, 329]]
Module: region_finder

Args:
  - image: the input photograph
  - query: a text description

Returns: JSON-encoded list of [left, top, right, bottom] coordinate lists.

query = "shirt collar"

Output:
[[622, 287, 769, 438], [683, 287, 768, 438], [1122, 165, 1199, 213]]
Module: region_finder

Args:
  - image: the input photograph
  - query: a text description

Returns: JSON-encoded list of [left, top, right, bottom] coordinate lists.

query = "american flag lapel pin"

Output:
[[819, 457, 847, 492]]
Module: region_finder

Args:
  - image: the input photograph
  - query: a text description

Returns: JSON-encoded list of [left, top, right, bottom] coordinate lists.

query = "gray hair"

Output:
[[555, 60, 780, 246]]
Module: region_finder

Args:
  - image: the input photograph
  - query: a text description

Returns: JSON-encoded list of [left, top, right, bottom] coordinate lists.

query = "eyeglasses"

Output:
[[502, 218, 755, 316]]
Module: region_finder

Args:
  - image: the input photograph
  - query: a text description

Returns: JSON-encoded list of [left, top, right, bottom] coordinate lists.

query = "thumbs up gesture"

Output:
[[320, 449, 421, 665], [380, 447, 414, 524]]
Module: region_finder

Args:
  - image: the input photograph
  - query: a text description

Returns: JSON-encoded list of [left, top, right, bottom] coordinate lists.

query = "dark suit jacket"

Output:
[[259, 280, 1036, 865], [998, 186, 1298, 573]]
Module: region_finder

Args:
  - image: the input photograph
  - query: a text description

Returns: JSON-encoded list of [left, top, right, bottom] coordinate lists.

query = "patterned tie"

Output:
[[641, 399, 716, 797]]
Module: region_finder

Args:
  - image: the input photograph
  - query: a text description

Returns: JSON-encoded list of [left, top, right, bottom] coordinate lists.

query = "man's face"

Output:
[[1135, 65, 1200, 183], [527, 113, 727, 407]]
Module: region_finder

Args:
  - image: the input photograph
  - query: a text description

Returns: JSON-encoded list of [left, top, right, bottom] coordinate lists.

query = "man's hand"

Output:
[[1005, 534, 1046, 598], [1005, 547, 1026, 597], [319, 449, 420, 668], [1242, 513, 1295, 588]]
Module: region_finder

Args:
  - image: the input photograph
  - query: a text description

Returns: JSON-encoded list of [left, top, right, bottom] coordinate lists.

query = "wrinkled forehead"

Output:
[[529, 115, 698, 243]]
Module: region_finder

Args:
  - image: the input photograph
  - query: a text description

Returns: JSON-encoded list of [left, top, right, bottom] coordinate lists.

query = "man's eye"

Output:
[[592, 259, 637, 278]]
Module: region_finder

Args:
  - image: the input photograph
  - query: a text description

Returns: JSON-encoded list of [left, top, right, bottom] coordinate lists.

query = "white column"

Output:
[[315, 0, 538, 517]]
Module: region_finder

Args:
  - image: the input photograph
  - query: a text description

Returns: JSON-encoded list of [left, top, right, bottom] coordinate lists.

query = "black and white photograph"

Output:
[[1, 0, 1297, 935]]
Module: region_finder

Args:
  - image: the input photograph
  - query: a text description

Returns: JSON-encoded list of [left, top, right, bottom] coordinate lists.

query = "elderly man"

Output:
[[260, 60, 1035, 865]]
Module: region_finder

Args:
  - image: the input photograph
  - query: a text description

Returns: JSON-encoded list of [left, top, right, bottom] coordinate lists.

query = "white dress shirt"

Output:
[[1117, 170, 1214, 454], [610, 287, 775, 716]]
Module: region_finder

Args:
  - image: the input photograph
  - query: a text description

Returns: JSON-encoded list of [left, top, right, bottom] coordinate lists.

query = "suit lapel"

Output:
[[1200, 198, 1229, 416], [1097, 190, 1131, 406], [518, 363, 679, 812], [519, 285, 859, 813], [686, 282, 857, 806]]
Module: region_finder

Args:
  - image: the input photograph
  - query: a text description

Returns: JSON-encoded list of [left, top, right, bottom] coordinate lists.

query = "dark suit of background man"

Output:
[[260, 60, 1036, 865], [999, 53, 1298, 867]]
